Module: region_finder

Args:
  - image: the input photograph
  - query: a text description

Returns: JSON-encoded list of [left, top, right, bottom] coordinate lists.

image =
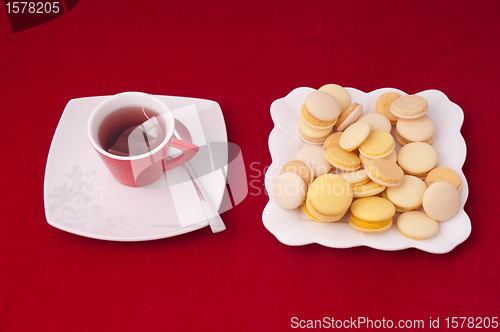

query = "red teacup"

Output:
[[87, 92, 199, 187]]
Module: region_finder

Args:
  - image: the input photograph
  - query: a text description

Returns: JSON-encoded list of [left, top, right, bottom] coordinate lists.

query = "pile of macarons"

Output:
[[272, 84, 463, 241]]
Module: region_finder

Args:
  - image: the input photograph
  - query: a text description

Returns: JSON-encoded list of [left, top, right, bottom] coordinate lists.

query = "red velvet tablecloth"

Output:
[[1, 1, 499, 330]]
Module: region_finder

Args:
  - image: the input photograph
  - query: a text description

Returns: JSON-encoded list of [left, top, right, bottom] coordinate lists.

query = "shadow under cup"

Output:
[[88, 92, 181, 187]]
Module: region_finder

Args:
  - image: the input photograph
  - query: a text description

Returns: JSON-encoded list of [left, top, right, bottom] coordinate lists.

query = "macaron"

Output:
[[425, 166, 462, 191], [296, 145, 332, 177], [298, 116, 334, 145], [356, 112, 392, 133], [323, 132, 343, 150], [339, 121, 371, 151], [390, 94, 428, 119], [359, 149, 397, 168], [300, 91, 341, 129], [397, 211, 439, 240], [324, 146, 361, 172], [301, 202, 321, 221], [306, 174, 353, 222], [375, 92, 401, 124], [397, 142, 438, 179], [349, 197, 395, 233], [365, 158, 404, 187], [338, 169, 370, 187], [273, 172, 307, 209], [358, 129, 395, 159], [422, 181, 460, 221], [334, 102, 363, 132], [318, 84, 351, 113], [396, 115, 435, 145], [281, 159, 313, 186], [384, 175, 427, 212], [352, 181, 386, 198]]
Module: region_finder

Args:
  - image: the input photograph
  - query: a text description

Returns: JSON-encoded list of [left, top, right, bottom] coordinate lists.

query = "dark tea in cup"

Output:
[[97, 107, 165, 157]]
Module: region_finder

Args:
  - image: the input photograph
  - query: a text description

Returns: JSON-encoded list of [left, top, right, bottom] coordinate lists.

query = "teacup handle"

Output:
[[163, 138, 199, 171]]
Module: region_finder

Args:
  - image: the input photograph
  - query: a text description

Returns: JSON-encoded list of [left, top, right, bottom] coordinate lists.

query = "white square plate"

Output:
[[263, 87, 470, 253], [44, 94, 227, 241]]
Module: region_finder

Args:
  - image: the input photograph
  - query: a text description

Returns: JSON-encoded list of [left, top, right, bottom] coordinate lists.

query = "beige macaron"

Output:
[[396, 115, 435, 145], [384, 175, 427, 212], [425, 166, 462, 191], [296, 145, 332, 178], [323, 132, 343, 150], [339, 121, 371, 151], [375, 92, 401, 124], [422, 181, 460, 221], [273, 172, 307, 209], [390, 94, 428, 119], [301, 91, 341, 129], [397, 142, 438, 179], [365, 158, 404, 187], [359, 149, 397, 168], [334, 102, 364, 132], [356, 112, 392, 133], [397, 211, 439, 240], [352, 181, 386, 198], [318, 84, 351, 113], [281, 159, 313, 186], [298, 116, 334, 145]]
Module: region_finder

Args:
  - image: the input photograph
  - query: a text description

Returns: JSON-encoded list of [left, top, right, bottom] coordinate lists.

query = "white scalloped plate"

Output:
[[263, 87, 470, 253]]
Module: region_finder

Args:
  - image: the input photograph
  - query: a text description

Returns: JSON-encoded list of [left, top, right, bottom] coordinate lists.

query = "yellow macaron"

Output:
[[349, 197, 396, 233], [424, 166, 462, 191], [324, 146, 361, 172], [358, 129, 395, 159], [352, 181, 386, 198], [306, 174, 353, 222]]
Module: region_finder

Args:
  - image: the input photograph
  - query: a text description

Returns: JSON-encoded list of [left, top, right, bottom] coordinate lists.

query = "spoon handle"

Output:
[[184, 161, 226, 233]]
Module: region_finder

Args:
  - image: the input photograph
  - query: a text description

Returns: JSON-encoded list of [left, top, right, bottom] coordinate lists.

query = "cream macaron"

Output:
[[339, 121, 371, 151], [356, 112, 392, 133], [422, 181, 460, 221], [300, 91, 341, 129], [298, 116, 334, 145], [397, 142, 438, 179], [296, 145, 332, 178], [359, 149, 397, 168], [281, 159, 314, 187], [396, 115, 435, 145], [397, 211, 439, 240], [334, 102, 364, 132], [338, 169, 370, 187], [390, 94, 428, 119], [318, 84, 351, 113], [384, 175, 427, 212], [273, 172, 307, 209], [365, 158, 404, 187]]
